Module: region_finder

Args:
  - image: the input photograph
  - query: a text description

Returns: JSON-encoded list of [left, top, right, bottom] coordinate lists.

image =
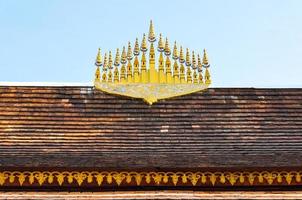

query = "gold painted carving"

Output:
[[93, 21, 211, 105], [0, 171, 301, 187]]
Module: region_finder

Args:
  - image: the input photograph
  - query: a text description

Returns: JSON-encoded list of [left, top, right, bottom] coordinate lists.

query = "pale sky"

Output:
[[0, 0, 301, 87]]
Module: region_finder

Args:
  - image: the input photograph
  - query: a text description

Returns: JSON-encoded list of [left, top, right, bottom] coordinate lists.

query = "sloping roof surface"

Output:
[[0, 86, 301, 169]]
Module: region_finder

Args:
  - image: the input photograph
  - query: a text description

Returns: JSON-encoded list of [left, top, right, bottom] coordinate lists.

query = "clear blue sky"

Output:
[[0, 0, 301, 87]]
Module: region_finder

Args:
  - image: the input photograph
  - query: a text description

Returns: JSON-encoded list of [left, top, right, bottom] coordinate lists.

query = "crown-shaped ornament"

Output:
[[94, 20, 211, 104]]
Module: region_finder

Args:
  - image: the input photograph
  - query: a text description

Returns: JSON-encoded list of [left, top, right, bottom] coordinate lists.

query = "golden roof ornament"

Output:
[[94, 21, 212, 105], [164, 38, 171, 56], [95, 48, 102, 66], [121, 46, 127, 64], [114, 48, 120, 67], [148, 20, 156, 42], [141, 34, 148, 52]]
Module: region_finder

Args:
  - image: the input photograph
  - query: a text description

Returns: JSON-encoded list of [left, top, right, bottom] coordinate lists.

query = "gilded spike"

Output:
[[185, 48, 191, 66], [180, 63, 186, 83], [127, 42, 133, 60], [192, 51, 197, 69], [197, 54, 202, 72], [148, 20, 156, 42], [103, 53, 108, 71], [202, 49, 209, 67], [205, 68, 211, 85], [141, 34, 148, 52], [172, 41, 178, 60], [108, 51, 113, 69], [173, 60, 180, 84], [95, 48, 103, 66], [95, 66, 100, 81], [102, 53, 108, 82], [179, 46, 185, 63], [165, 56, 173, 83], [121, 46, 127, 64], [140, 52, 148, 83], [114, 48, 120, 67], [134, 38, 140, 56], [157, 34, 164, 52], [120, 64, 126, 83], [164, 38, 171, 56], [114, 67, 119, 83]]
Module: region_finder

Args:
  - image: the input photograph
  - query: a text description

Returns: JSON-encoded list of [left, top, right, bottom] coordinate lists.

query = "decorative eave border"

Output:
[[1, 170, 302, 187]]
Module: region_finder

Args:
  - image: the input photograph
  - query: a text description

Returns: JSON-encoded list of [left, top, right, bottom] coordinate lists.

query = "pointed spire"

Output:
[[157, 33, 164, 52], [114, 48, 120, 67], [185, 48, 191, 66], [95, 48, 103, 66], [127, 42, 133, 60], [148, 20, 156, 42], [121, 46, 127, 64], [192, 51, 197, 69], [134, 38, 140, 56], [172, 41, 178, 60], [197, 54, 203, 72], [179, 46, 185, 63], [202, 49, 209, 67], [103, 53, 108, 71], [164, 37, 171, 56], [108, 51, 113, 69], [140, 34, 148, 52]]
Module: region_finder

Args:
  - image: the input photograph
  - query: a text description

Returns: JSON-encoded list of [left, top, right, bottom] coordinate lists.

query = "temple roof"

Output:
[[0, 86, 302, 169]]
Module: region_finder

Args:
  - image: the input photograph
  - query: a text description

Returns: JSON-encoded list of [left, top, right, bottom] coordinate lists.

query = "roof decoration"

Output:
[[94, 20, 211, 104]]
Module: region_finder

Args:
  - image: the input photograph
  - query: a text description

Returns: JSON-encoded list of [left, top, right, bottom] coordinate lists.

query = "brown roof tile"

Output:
[[0, 86, 301, 169]]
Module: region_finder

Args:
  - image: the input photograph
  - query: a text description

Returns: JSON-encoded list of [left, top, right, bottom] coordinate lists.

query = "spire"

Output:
[[157, 33, 164, 52], [164, 38, 171, 56], [127, 42, 133, 60], [202, 49, 209, 67], [114, 48, 120, 67], [197, 54, 202, 72], [172, 41, 178, 60], [108, 51, 113, 69], [148, 20, 156, 42], [102, 53, 108, 82], [95, 48, 103, 66], [192, 51, 196, 69], [103, 53, 108, 71], [134, 38, 140, 56], [140, 34, 148, 52], [121, 46, 127, 64], [185, 48, 191, 66], [179, 46, 185, 63]]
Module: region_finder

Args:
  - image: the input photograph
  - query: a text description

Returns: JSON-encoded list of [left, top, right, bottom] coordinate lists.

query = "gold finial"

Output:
[[114, 48, 120, 66], [192, 51, 196, 69], [95, 65, 100, 81], [148, 20, 156, 42], [127, 42, 133, 60], [141, 34, 148, 52], [205, 68, 211, 85], [164, 37, 171, 56], [179, 46, 185, 63], [121, 46, 127, 64], [134, 38, 140, 56], [103, 53, 108, 71], [95, 48, 102, 66], [108, 51, 113, 69], [172, 41, 178, 60], [157, 33, 164, 52], [185, 48, 191, 66], [202, 49, 209, 67], [197, 54, 202, 72]]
